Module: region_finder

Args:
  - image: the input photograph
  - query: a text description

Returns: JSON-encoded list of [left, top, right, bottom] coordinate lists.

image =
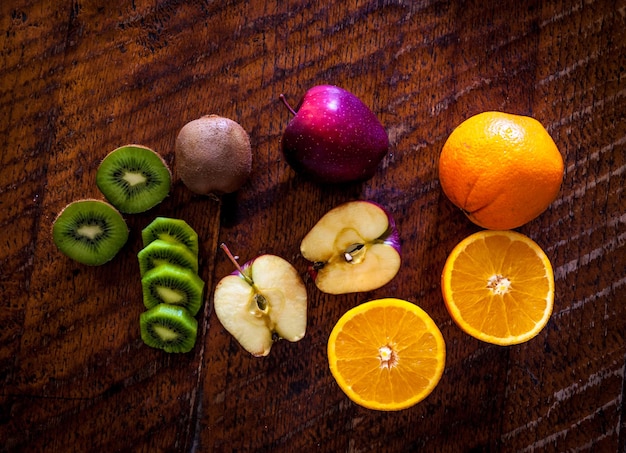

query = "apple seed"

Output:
[[344, 243, 365, 263]]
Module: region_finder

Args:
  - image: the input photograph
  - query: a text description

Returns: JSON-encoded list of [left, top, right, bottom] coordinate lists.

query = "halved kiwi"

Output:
[[52, 199, 129, 266], [137, 239, 198, 276], [96, 144, 171, 214], [141, 264, 205, 316], [140, 303, 198, 353], [141, 217, 199, 256]]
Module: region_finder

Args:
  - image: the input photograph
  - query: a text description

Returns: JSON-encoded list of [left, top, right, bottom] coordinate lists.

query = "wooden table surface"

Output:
[[1, 0, 624, 451]]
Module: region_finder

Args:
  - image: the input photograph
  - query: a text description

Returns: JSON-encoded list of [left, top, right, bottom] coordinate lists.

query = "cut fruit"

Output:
[[140, 303, 198, 353], [441, 230, 555, 345], [300, 201, 401, 294], [52, 199, 129, 266], [96, 144, 171, 214], [213, 245, 307, 357], [138, 239, 198, 276], [327, 298, 446, 411], [141, 264, 205, 316], [141, 217, 199, 256]]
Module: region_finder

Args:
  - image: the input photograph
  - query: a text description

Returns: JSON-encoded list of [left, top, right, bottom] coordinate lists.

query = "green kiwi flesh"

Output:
[[140, 303, 197, 353], [52, 199, 129, 266], [138, 239, 198, 276], [141, 264, 205, 316], [96, 145, 171, 214], [141, 217, 199, 256]]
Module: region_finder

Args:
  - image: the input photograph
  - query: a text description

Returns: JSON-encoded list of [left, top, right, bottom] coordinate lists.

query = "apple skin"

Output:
[[213, 253, 307, 357], [280, 85, 389, 184], [300, 200, 401, 295]]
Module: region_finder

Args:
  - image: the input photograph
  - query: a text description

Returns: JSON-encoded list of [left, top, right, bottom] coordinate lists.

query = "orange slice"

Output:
[[327, 298, 446, 411], [441, 230, 554, 345]]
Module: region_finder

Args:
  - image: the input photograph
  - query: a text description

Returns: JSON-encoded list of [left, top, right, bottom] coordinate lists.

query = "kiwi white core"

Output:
[[123, 171, 147, 186], [77, 224, 103, 239], [153, 325, 179, 341], [156, 286, 184, 303]]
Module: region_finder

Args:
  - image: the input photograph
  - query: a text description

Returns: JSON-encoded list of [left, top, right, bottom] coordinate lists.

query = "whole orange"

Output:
[[438, 111, 564, 230]]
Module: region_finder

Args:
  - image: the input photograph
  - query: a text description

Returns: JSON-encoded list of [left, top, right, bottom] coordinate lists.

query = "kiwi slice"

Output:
[[138, 239, 198, 276], [52, 199, 129, 266], [140, 303, 198, 353], [96, 144, 171, 214], [141, 217, 199, 256], [141, 264, 205, 316]]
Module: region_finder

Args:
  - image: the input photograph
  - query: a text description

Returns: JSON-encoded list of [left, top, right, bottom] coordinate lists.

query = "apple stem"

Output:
[[279, 94, 297, 116], [220, 243, 251, 283]]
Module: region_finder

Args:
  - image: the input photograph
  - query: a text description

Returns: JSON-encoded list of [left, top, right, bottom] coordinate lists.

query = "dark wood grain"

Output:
[[1, 0, 624, 452]]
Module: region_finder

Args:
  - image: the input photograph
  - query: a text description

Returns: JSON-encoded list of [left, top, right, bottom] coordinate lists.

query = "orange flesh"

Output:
[[328, 299, 445, 410], [442, 231, 554, 345]]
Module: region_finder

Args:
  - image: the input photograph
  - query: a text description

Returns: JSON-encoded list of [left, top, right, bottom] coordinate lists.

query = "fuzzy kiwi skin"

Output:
[[175, 115, 252, 195]]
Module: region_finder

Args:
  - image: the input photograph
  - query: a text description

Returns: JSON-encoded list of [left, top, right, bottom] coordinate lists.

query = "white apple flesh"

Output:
[[213, 244, 307, 357], [300, 201, 401, 295]]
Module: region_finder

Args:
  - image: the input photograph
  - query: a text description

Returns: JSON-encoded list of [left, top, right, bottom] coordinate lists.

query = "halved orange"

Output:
[[441, 230, 554, 345], [327, 298, 446, 411]]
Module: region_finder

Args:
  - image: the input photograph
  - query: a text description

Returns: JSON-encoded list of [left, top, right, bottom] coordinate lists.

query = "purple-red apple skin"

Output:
[[281, 85, 389, 184]]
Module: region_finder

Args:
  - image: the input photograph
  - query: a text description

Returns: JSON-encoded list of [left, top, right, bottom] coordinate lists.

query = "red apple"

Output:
[[280, 85, 389, 184]]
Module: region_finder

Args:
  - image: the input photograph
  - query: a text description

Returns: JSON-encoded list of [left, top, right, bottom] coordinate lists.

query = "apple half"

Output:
[[300, 201, 401, 295], [213, 244, 307, 357]]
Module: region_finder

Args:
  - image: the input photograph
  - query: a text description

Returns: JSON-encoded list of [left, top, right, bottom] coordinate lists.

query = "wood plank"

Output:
[[1, 0, 624, 451]]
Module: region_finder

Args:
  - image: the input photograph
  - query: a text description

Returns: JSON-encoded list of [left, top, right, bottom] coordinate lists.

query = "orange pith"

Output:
[[327, 298, 446, 411], [438, 111, 564, 230], [441, 230, 554, 345]]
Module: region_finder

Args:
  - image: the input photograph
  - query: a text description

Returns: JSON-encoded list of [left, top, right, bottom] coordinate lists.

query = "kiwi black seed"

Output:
[[139, 303, 198, 353], [141, 217, 199, 256], [141, 263, 205, 316], [137, 239, 198, 276], [96, 144, 171, 214], [52, 199, 129, 266]]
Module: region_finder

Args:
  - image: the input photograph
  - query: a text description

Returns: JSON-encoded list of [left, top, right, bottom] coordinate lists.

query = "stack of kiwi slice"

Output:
[[51, 145, 202, 353], [138, 217, 204, 353]]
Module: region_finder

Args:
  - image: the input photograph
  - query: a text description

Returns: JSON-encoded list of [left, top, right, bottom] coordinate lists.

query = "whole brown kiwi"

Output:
[[175, 115, 252, 195]]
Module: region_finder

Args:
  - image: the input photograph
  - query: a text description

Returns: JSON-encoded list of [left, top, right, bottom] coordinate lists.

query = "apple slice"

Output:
[[300, 201, 401, 295], [213, 244, 307, 357]]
